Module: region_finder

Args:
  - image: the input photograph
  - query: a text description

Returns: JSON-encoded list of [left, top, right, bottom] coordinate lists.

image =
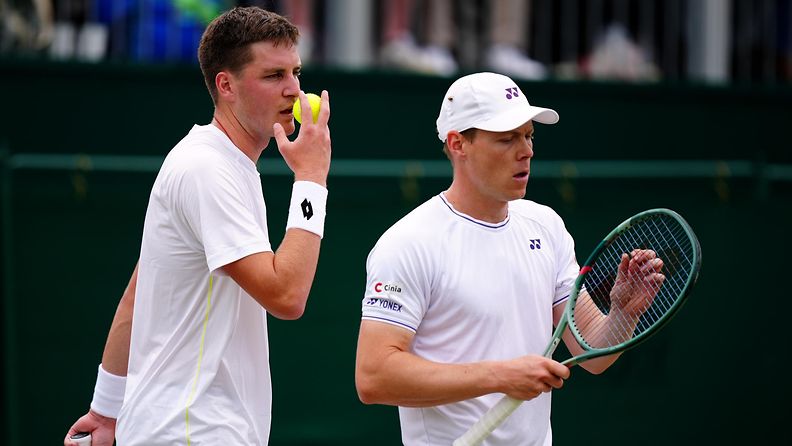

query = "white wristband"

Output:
[[286, 181, 328, 238], [90, 364, 126, 419]]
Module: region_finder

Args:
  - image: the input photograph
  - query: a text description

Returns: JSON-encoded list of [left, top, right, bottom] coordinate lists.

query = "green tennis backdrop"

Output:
[[1, 60, 790, 445]]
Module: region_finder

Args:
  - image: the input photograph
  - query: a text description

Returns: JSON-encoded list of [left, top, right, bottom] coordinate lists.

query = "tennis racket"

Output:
[[454, 208, 701, 446]]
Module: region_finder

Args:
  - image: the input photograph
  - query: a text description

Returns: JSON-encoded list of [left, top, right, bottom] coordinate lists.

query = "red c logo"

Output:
[[374, 282, 383, 293]]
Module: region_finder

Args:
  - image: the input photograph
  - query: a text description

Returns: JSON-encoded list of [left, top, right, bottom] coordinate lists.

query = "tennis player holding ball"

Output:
[[64, 6, 330, 446], [355, 72, 664, 445]]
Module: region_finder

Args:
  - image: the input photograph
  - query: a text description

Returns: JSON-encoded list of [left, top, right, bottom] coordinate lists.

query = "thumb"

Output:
[[273, 123, 290, 153]]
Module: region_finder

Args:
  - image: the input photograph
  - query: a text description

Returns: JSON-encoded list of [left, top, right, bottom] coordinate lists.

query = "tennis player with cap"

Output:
[[355, 72, 628, 445]]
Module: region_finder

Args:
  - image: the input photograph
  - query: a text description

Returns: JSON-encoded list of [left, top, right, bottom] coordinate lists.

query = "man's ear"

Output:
[[215, 71, 234, 101], [446, 131, 467, 160]]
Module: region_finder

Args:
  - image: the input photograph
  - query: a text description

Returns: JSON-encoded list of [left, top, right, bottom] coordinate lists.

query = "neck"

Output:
[[444, 181, 509, 223], [212, 109, 266, 163]]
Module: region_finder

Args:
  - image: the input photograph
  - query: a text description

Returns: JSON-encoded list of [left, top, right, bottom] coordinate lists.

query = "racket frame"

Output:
[[553, 208, 702, 366], [453, 208, 701, 446]]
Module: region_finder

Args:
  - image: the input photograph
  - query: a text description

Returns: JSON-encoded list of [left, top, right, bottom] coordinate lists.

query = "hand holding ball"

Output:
[[293, 93, 321, 124]]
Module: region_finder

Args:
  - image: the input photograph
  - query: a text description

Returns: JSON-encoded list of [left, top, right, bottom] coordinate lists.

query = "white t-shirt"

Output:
[[362, 193, 579, 446], [116, 125, 274, 445]]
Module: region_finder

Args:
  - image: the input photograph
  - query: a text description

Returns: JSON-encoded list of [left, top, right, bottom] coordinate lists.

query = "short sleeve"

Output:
[[182, 156, 271, 274], [553, 215, 579, 307], [361, 232, 432, 333]]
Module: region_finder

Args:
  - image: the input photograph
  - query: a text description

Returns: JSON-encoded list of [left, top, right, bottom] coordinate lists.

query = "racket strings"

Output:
[[572, 214, 696, 349]]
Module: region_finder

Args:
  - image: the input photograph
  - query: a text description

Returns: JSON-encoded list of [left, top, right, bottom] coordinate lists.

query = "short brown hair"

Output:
[[198, 7, 299, 104]]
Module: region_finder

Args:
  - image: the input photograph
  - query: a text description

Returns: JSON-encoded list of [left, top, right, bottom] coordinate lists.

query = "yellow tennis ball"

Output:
[[293, 93, 321, 124]]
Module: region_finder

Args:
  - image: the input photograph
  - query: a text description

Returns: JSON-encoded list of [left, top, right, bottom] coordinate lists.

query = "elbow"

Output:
[[580, 360, 611, 375], [355, 363, 392, 405], [267, 289, 308, 320], [585, 366, 607, 375], [274, 303, 306, 320], [355, 373, 381, 405]]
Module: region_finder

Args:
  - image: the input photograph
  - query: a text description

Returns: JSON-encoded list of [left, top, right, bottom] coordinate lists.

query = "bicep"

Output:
[[222, 251, 279, 300], [356, 320, 414, 370]]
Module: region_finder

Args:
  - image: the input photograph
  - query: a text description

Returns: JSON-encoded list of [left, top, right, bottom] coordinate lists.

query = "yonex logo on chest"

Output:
[[529, 239, 541, 250]]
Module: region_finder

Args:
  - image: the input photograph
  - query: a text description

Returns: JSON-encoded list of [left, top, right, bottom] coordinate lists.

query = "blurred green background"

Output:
[[1, 59, 790, 445]]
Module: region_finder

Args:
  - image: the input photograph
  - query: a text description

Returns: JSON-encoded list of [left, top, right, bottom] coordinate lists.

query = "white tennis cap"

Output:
[[436, 72, 559, 142]]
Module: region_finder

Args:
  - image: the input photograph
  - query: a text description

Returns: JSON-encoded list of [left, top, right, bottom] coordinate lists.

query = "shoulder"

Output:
[[508, 199, 568, 234], [158, 128, 242, 189], [380, 197, 447, 242], [368, 197, 447, 260]]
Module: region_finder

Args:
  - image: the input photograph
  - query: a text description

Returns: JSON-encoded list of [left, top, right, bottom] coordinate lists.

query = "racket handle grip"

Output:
[[453, 396, 521, 446], [70, 433, 92, 446]]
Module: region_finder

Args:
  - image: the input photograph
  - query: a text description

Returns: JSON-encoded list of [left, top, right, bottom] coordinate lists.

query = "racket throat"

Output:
[[544, 337, 562, 357]]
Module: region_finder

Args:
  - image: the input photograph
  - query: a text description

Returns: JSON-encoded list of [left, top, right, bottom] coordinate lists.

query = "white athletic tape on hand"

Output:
[[90, 364, 126, 419], [286, 181, 328, 238]]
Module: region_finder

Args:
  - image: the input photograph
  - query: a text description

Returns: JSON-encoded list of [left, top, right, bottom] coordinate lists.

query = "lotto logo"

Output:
[[301, 198, 313, 219]]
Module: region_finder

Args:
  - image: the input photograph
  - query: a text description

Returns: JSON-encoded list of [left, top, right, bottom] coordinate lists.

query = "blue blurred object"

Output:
[[93, 0, 223, 63]]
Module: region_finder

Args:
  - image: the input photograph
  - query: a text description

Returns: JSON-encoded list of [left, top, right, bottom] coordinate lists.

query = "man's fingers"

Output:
[[316, 89, 330, 126], [273, 123, 289, 152], [296, 90, 311, 125], [618, 253, 630, 277]]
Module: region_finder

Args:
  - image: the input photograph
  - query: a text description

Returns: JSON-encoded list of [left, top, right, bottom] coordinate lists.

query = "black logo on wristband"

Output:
[[301, 199, 314, 220]]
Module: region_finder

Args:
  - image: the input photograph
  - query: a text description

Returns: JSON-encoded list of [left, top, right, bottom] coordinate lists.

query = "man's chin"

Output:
[[509, 189, 528, 201], [282, 120, 297, 136]]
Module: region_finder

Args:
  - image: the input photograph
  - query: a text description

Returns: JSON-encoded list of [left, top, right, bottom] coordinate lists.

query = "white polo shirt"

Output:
[[116, 125, 273, 445], [362, 193, 579, 446]]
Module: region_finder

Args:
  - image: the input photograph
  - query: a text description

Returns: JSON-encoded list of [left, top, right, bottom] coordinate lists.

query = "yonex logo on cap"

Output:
[[505, 87, 520, 99]]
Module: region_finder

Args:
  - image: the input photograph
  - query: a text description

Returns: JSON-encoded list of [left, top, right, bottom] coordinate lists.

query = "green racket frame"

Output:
[[453, 208, 702, 446], [547, 207, 702, 365]]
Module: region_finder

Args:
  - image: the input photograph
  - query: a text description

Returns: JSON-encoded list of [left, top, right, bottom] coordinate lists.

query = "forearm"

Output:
[[100, 264, 138, 376], [356, 322, 506, 407], [561, 329, 620, 374], [272, 228, 321, 305], [560, 291, 638, 374], [357, 348, 501, 407], [225, 230, 322, 320]]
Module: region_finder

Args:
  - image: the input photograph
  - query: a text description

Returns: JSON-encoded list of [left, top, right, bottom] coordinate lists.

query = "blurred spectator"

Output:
[[378, 0, 548, 79], [50, 0, 110, 61], [279, 0, 315, 65], [1, 0, 788, 85], [483, 0, 547, 79], [0, 0, 54, 54], [579, 23, 660, 82], [379, 0, 457, 76], [44, 0, 222, 63]]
